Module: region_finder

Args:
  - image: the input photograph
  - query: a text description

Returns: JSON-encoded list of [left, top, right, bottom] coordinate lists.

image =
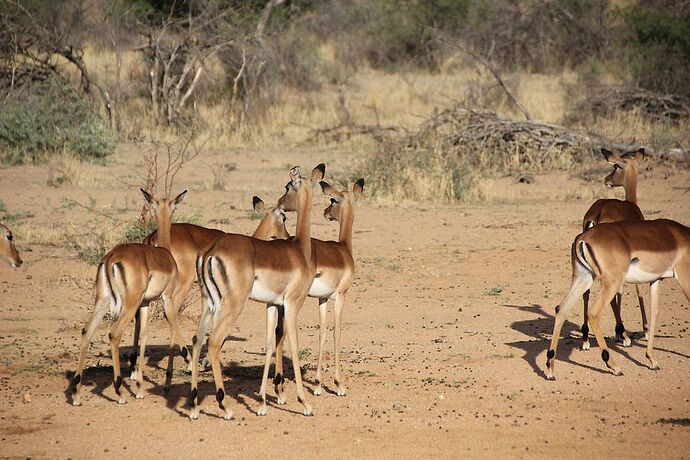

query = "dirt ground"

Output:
[[1, 146, 689, 459]]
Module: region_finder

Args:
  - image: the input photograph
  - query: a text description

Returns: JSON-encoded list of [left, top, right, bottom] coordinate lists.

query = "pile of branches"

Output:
[[570, 87, 690, 122], [405, 106, 603, 174]]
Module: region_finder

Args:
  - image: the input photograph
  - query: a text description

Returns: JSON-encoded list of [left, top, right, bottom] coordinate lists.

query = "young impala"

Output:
[[189, 164, 324, 420], [545, 218, 690, 380], [266, 178, 364, 406], [581, 147, 647, 349], [1, 223, 22, 268], [71, 189, 190, 405]]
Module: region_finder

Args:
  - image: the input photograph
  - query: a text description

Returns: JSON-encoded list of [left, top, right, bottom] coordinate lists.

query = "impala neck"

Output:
[[156, 209, 173, 250], [295, 184, 312, 260], [624, 166, 638, 204], [339, 205, 355, 254], [252, 216, 273, 240]]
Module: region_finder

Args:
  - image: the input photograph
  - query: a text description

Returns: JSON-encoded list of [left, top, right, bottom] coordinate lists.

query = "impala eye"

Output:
[[330, 198, 336, 204], [282, 215, 287, 223], [7, 234, 12, 241]]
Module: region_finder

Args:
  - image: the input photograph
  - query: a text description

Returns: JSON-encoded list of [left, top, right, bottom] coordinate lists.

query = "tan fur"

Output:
[[0, 223, 22, 268], [189, 164, 325, 420], [71, 189, 190, 406], [270, 179, 364, 399], [546, 219, 690, 379], [581, 147, 647, 349]]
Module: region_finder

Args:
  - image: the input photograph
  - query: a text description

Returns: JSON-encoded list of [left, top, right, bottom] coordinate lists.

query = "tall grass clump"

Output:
[[0, 77, 116, 165]]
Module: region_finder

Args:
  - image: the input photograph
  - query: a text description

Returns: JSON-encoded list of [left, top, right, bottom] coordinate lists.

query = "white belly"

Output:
[[309, 277, 335, 299], [625, 264, 674, 284], [250, 281, 284, 305]]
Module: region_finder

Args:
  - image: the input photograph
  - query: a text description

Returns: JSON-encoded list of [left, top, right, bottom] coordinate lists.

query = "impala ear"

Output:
[[600, 147, 613, 162], [320, 181, 337, 198], [289, 166, 301, 185], [140, 188, 156, 206], [253, 196, 266, 214], [353, 178, 365, 199], [172, 189, 188, 208], [311, 163, 326, 181], [622, 147, 645, 162]]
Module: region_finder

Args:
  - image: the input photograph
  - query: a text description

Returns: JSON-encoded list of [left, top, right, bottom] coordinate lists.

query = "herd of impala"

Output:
[[1, 150, 689, 419]]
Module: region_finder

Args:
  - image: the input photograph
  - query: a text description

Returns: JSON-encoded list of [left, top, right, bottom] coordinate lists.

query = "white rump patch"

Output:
[[109, 263, 123, 318]]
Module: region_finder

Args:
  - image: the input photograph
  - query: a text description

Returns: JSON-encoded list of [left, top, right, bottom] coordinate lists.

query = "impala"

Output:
[[545, 218, 690, 380], [1, 223, 22, 268], [581, 147, 647, 350], [189, 164, 324, 420], [267, 178, 364, 404], [134, 195, 288, 375], [71, 189, 190, 405]]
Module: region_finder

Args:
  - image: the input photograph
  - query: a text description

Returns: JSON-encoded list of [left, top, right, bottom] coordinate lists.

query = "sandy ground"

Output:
[[1, 146, 689, 459]]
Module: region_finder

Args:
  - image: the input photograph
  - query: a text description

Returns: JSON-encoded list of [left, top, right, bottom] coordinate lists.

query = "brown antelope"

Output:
[[71, 189, 190, 406], [581, 147, 647, 350], [1, 223, 22, 268], [545, 219, 690, 380], [189, 164, 324, 420], [266, 179, 364, 407], [133, 196, 288, 376]]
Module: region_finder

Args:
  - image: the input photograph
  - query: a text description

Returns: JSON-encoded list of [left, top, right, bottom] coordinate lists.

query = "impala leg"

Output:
[[130, 308, 141, 380], [207, 306, 243, 421], [635, 284, 649, 340], [611, 291, 632, 347], [581, 289, 591, 350], [314, 298, 328, 396], [273, 306, 286, 405], [189, 304, 213, 420], [72, 297, 109, 406], [284, 297, 313, 416], [162, 291, 188, 394], [134, 305, 149, 399], [588, 281, 623, 376], [258, 304, 278, 416], [333, 292, 347, 396], [645, 280, 661, 370], [546, 269, 592, 380], [109, 299, 139, 404]]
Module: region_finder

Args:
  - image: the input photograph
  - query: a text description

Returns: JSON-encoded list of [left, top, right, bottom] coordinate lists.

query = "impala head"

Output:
[[1, 223, 22, 268], [321, 178, 365, 222], [277, 163, 326, 212], [252, 196, 290, 240], [601, 147, 644, 188], [140, 188, 188, 222]]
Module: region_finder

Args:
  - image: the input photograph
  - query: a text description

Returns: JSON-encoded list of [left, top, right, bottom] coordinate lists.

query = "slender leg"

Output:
[[635, 284, 648, 340], [162, 292, 188, 393], [645, 280, 661, 370], [610, 292, 632, 347], [273, 306, 286, 405], [283, 297, 313, 416], [189, 303, 213, 420], [333, 293, 347, 396], [134, 306, 149, 399], [588, 282, 623, 376], [109, 299, 139, 404], [72, 297, 109, 406], [581, 289, 591, 350], [546, 268, 593, 380], [207, 307, 243, 421], [130, 308, 141, 380], [258, 305, 279, 415], [314, 298, 328, 396]]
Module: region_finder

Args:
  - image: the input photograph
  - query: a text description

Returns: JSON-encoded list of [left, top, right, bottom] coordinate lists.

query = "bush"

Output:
[[621, 2, 690, 97], [0, 77, 116, 164]]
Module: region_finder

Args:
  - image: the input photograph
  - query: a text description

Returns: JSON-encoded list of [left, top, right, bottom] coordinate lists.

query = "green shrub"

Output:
[[621, 2, 690, 97], [0, 77, 116, 164]]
